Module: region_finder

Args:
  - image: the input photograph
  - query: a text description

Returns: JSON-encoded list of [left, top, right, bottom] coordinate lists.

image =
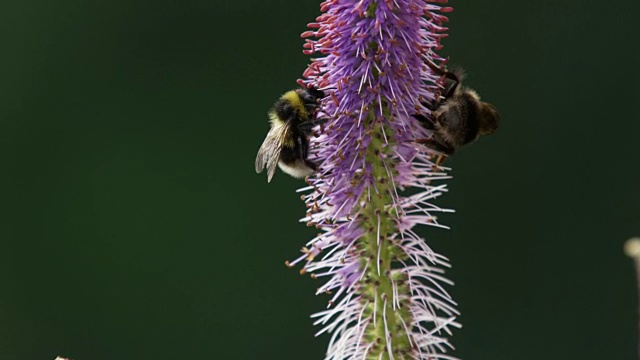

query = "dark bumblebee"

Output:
[[414, 60, 500, 159], [255, 87, 325, 182]]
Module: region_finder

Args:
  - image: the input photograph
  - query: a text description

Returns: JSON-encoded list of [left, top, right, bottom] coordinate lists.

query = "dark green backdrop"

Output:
[[1, 1, 639, 359]]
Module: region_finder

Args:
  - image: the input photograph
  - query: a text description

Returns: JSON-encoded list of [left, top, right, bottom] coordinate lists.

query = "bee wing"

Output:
[[255, 122, 291, 182]]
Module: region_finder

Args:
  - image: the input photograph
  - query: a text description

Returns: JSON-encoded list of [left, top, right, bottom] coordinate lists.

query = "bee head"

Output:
[[298, 87, 325, 103], [479, 102, 500, 135], [307, 86, 325, 100], [298, 86, 325, 116]]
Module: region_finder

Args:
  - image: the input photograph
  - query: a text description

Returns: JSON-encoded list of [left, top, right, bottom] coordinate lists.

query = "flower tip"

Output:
[[625, 238, 640, 258], [301, 30, 316, 38], [441, 6, 454, 13], [285, 260, 293, 268]]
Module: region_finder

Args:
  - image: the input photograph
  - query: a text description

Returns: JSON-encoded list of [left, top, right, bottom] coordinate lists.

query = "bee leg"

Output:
[[303, 103, 320, 113], [313, 117, 328, 135], [432, 142, 454, 169], [415, 138, 454, 169], [297, 121, 315, 136], [298, 118, 328, 136], [412, 114, 436, 130], [312, 117, 329, 125], [297, 135, 318, 174], [415, 138, 454, 154]]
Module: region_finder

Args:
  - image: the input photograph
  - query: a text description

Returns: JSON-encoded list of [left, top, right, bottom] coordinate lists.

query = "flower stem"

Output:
[[357, 108, 411, 359]]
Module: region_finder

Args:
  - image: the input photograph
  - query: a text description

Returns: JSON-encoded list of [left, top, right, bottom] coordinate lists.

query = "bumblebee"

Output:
[[415, 60, 500, 159], [255, 87, 325, 182]]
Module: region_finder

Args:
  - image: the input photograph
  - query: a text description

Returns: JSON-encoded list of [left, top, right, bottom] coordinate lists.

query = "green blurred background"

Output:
[[1, 0, 638, 359]]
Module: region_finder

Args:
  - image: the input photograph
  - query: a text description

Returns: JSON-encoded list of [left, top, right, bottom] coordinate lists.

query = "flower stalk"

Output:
[[288, 1, 459, 359]]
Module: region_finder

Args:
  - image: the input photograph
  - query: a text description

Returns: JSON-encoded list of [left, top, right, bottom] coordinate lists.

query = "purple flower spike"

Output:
[[290, 1, 460, 359]]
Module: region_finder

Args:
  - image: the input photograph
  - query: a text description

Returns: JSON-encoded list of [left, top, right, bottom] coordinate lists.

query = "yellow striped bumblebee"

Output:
[[255, 87, 326, 182], [414, 60, 500, 159]]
